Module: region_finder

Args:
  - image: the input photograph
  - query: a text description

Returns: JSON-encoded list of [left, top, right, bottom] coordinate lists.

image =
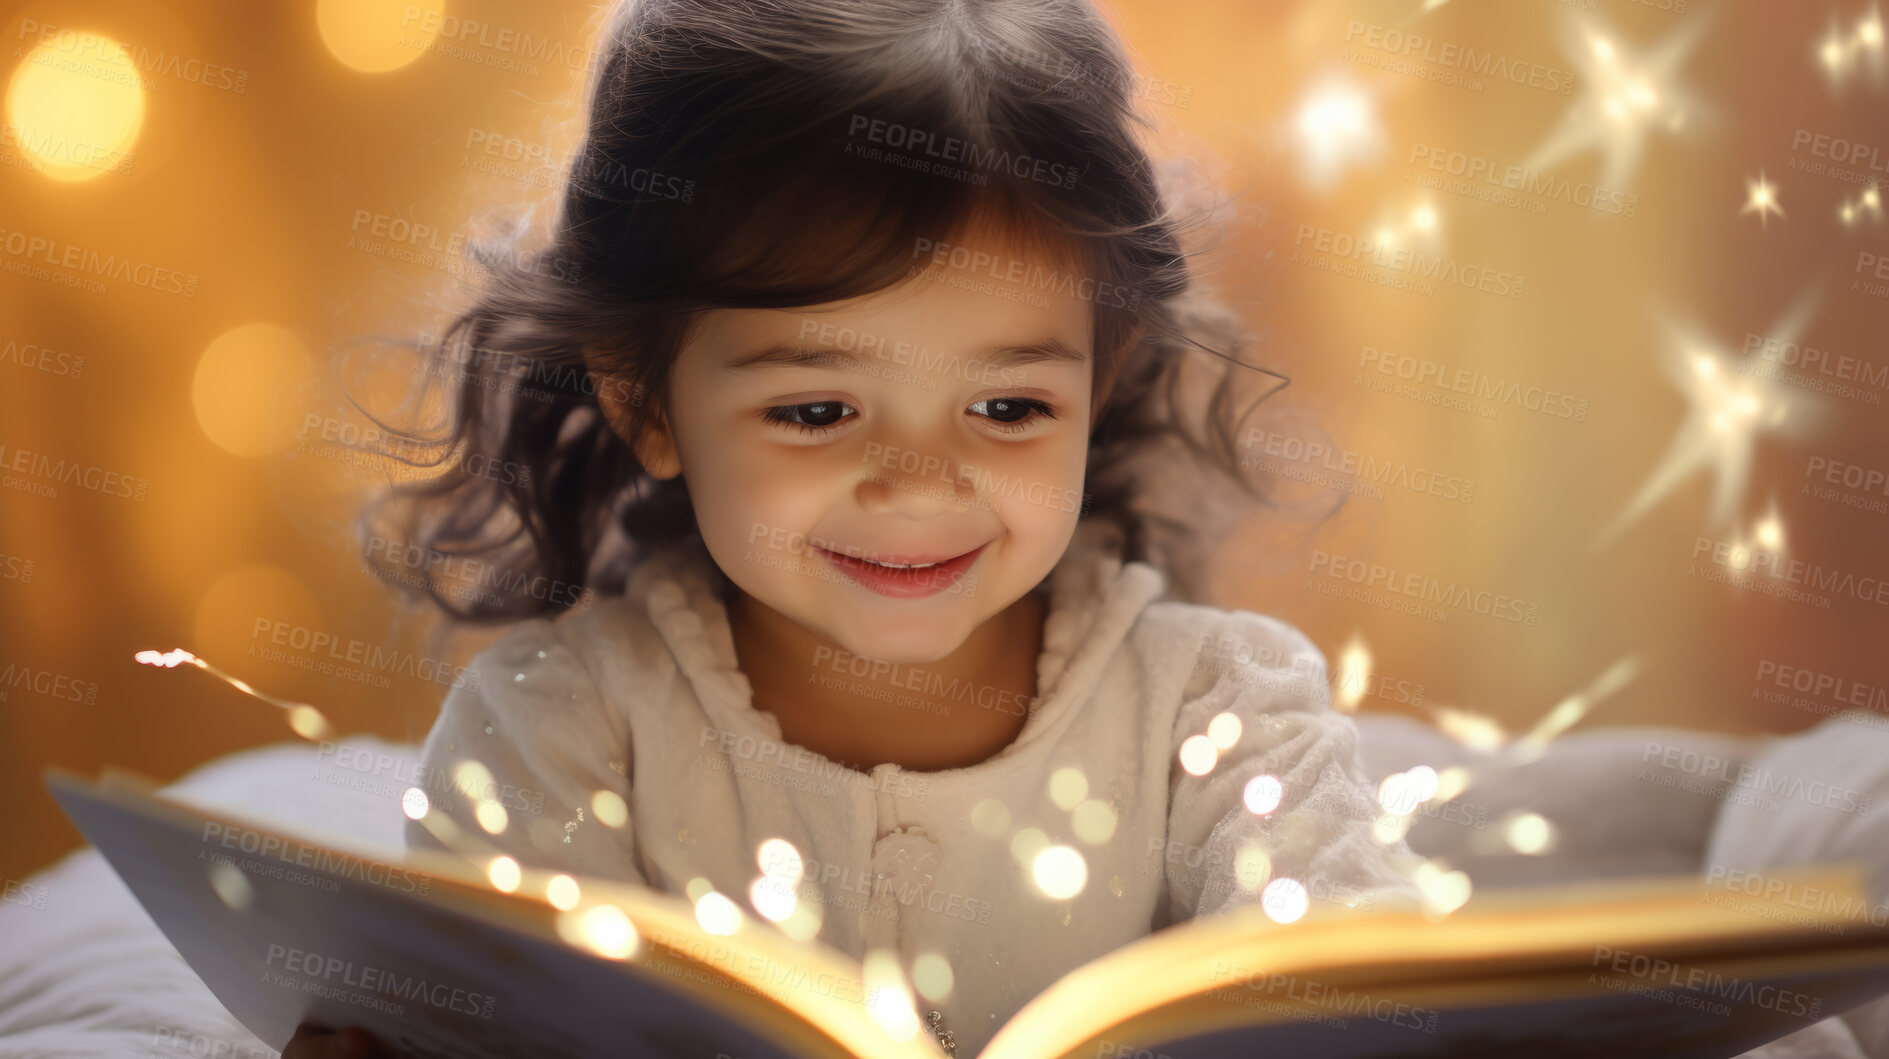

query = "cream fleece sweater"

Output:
[[406, 521, 1421, 1056]]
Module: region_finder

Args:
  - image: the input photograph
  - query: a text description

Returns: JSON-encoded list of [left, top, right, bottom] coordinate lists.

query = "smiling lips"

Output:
[[813, 543, 986, 598]]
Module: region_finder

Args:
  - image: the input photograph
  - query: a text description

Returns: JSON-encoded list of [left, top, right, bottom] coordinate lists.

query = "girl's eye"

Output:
[[969, 397, 1057, 434], [760, 397, 1057, 436], [761, 400, 856, 434]]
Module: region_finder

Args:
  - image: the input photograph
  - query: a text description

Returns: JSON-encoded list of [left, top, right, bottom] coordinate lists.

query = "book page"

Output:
[[982, 866, 1889, 1059], [48, 769, 947, 1059]]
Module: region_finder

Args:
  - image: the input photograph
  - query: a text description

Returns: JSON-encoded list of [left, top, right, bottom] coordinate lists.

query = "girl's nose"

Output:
[[855, 439, 979, 518]]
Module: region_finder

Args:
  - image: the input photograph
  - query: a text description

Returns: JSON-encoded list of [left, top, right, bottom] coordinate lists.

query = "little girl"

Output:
[[297, 0, 1420, 1054]]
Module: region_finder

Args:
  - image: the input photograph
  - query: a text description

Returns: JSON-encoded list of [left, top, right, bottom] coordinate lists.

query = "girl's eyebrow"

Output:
[[722, 337, 1086, 373]]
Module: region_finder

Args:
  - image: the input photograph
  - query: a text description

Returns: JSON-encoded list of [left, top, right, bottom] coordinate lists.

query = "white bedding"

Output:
[[2, 718, 1882, 1058]]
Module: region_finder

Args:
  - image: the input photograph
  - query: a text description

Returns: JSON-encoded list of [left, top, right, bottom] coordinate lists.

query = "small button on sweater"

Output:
[[407, 521, 1421, 1057]]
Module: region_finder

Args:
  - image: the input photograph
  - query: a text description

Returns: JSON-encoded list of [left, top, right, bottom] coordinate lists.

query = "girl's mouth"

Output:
[[813, 542, 987, 599]]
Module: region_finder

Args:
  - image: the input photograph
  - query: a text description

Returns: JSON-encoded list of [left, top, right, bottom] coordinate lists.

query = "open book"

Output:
[[47, 766, 1889, 1059]]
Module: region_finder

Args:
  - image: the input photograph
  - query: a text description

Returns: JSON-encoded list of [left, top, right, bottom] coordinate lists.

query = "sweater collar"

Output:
[[622, 521, 1168, 778]]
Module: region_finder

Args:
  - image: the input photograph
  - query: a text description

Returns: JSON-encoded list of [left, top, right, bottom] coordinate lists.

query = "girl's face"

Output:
[[638, 220, 1096, 665]]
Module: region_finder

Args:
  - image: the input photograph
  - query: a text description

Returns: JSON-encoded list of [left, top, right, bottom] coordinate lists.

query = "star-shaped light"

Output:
[[1526, 13, 1711, 191], [1594, 295, 1822, 547], [1741, 170, 1785, 227]]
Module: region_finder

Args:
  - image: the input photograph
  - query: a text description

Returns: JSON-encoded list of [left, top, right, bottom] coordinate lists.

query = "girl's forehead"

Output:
[[709, 267, 1095, 355], [714, 226, 1094, 344]]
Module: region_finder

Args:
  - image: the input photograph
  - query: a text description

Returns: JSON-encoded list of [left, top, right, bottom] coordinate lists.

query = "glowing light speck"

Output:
[[1179, 734, 1218, 775], [547, 874, 581, 911], [1243, 774, 1284, 816], [487, 856, 520, 893], [1261, 877, 1309, 923], [575, 904, 638, 959], [1291, 76, 1383, 187], [1207, 711, 1242, 749], [757, 837, 804, 881], [912, 952, 955, 1002], [4, 34, 146, 182], [1071, 799, 1118, 844], [750, 874, 797, 922], [1048, 767, 1088, 810], [1032, 845, 1088, 899], [474, 800, 509, 835], [1741, 170, 1785, 228], [208, 861, 255, 911], [401, 787, 430, 820], [591, 789, 629, 828], [695, 890, 742, 935], [1503, 812, 1556, 855], [1334, 637, 1371, 712]]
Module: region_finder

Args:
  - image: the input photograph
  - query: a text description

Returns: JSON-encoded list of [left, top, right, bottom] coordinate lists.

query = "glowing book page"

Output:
[[46, 768, 944, 1059], [984, 866, 1889, 1059]]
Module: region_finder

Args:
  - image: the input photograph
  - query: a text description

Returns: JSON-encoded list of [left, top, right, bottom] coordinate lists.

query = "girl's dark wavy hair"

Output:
[[355, 0, 1289, 622]]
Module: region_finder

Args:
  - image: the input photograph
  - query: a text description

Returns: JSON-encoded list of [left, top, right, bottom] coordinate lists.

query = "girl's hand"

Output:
[[282, 1021, 387, 1059]]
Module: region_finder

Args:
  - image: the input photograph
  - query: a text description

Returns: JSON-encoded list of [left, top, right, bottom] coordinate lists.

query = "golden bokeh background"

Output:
[[3, 0, 1886, 886]]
